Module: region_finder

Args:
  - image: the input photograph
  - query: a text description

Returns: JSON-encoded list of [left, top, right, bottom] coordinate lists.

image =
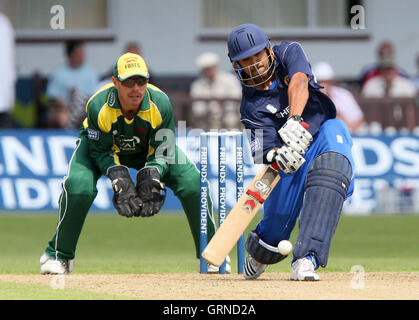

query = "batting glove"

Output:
[[278, 115, 312, 154], [266, 146, 306, 174], [136, 167, 166, 217], [107, 165, 143, 218]]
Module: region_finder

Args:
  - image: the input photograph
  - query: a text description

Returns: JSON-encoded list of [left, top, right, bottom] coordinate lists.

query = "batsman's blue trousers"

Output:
[[255, 119, 355, 247]]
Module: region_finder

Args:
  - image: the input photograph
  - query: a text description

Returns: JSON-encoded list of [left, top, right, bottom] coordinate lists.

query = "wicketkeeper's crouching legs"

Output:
[[41, 137, 101, 273], [41, 142, 217, 274]]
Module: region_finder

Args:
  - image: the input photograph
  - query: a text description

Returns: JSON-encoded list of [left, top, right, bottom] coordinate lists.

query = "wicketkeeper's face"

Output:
[[113, 76, 148, 120]]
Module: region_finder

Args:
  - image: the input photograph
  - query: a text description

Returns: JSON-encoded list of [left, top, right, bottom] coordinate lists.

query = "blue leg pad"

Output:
[[293, 152, 352, 268]]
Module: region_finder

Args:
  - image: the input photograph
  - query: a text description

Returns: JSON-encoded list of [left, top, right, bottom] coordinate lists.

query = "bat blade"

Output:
[[202, 165, 280, 267]]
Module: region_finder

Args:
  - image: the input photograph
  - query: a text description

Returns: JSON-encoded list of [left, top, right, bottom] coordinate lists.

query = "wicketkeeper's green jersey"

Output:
[[81, 82, 175, 176]]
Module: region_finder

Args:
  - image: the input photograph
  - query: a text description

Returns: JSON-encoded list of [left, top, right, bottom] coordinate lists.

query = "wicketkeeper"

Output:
[[40, 53, 223, 274]]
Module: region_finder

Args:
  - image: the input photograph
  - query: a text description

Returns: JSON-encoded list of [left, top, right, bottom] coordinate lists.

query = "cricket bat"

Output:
[[202, 163, 281, 267]]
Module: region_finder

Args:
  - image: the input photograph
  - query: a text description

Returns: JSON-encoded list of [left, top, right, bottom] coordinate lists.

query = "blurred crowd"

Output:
[[312, 41, 418, 134], [1, 11, 418, 133]]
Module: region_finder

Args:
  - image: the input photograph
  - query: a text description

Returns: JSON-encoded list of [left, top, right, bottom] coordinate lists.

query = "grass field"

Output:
[[0, 212, 418, 299]]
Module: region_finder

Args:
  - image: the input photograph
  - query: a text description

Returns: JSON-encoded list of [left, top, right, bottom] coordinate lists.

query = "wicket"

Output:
[[199, 131, 245, 274]]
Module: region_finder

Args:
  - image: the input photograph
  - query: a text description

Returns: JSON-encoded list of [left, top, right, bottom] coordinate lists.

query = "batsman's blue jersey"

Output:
[[241, 41, 337, 163], [239, 42, 355, 245]]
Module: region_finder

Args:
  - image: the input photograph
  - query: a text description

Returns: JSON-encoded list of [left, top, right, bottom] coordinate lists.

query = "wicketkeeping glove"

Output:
[[266, 146, 306, 174], [278, 115, 312, 154], [106, 165, 143, 218], [136, 167, 166, 217]]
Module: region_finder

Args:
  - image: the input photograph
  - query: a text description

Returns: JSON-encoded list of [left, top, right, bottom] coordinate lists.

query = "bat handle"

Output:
[[270, 162, 280, 172]]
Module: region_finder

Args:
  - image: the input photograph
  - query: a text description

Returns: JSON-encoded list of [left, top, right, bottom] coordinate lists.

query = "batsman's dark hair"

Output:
[[65, 40, 85, 57]]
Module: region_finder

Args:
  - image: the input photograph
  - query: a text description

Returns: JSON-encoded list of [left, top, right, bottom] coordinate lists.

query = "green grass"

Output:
[[262, 214, 419, 273], [0, 212, 418, 274], [0, 212, 199, 274], [0, 281, 135, 300], [0, 212, 418, 300], [326, 215, 419, 272]]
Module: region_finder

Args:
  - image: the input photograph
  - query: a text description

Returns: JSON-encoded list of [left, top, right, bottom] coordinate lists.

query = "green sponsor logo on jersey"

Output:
[[108, 91, 116, 107], [115, 135, 141, 151]]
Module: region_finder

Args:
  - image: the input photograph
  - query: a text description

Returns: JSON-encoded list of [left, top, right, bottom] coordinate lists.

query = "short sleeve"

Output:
[[281, 42, 313, 79]]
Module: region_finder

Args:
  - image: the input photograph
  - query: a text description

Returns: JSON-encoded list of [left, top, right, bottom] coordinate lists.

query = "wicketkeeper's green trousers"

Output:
[[44, 134, 215, 261]]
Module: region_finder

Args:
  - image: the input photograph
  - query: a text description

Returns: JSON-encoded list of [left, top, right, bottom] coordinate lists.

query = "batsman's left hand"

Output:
[[266, 146, 306, 174], [278, 115, 312, 154], [136, 167, 166, 217]]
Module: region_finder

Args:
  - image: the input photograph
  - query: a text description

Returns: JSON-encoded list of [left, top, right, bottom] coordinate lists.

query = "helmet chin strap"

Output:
[[233, 49, 276, 88]]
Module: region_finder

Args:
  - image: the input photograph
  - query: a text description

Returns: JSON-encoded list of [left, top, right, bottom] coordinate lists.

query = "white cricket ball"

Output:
[[277, 240, 293, 255]]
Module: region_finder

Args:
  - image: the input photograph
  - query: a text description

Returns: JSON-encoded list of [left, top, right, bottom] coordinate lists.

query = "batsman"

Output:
[[40, 53, 222, 274], [227, 24, 355, 281]]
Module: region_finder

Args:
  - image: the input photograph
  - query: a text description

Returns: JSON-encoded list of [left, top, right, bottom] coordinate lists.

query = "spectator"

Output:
[[46, 40, 98, 128], [359, 41, 408, 89], [124, 41, 142, 55], [362, 57, 416, 98], [0, 12, 16, 128], [190, 52, 242, 129], [313, 62, 365, 133]]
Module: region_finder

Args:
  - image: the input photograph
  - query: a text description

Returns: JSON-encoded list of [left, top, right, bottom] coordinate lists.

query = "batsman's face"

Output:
[[113, 76, 148, 120], [237, 49, 271, 77], [235, 48, 275, 88]]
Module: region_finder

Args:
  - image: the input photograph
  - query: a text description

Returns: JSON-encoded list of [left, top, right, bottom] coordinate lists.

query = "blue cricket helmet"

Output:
[[227, 24, 275, 87], [227, 24, 271, 62]]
